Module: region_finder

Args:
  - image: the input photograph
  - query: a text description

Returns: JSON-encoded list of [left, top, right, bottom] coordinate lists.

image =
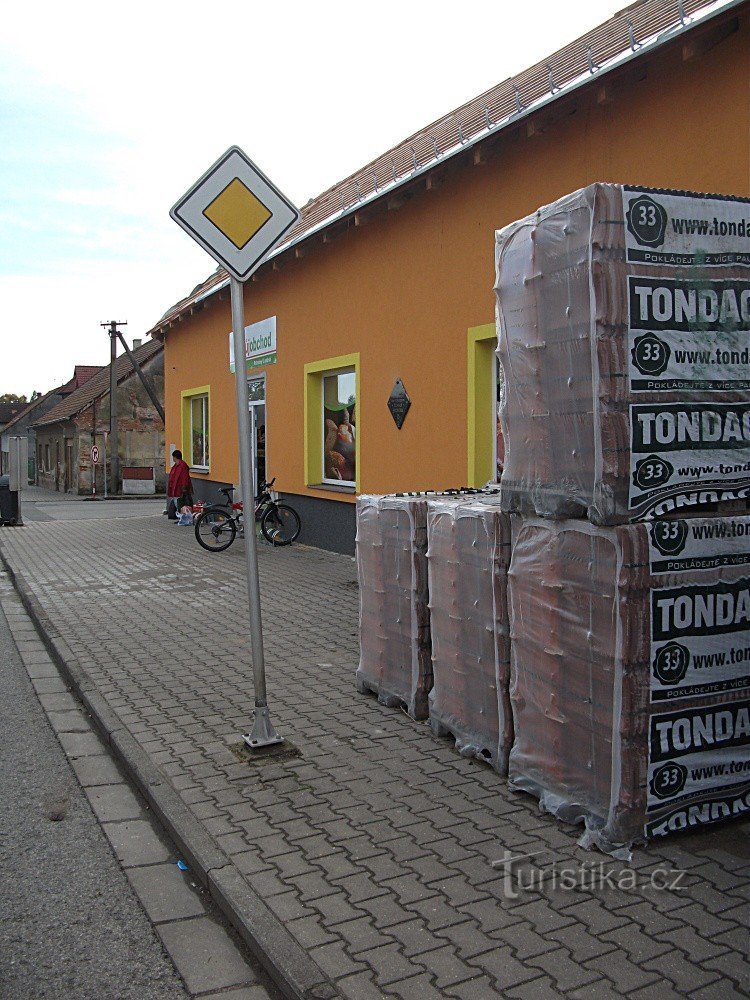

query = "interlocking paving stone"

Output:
[[156, 916, 258, 994], [2, 516, 749, 999]]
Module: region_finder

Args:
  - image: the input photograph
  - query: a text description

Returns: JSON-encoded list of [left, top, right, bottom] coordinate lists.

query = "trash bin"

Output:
[[0, 475, 18, 526]]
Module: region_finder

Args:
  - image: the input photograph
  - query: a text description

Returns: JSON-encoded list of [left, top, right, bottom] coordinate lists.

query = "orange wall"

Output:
[[164, 12, 750, 503]]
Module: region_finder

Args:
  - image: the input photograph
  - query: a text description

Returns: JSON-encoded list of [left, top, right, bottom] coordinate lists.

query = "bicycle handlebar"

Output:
[[219, 477, 276, 499]]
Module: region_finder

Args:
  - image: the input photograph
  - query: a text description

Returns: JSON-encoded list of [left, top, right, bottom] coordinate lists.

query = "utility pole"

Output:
[[101, 321, 127, 495]]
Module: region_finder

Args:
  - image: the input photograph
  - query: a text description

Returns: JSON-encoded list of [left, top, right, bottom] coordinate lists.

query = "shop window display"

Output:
[[323, 371, 356, 485]]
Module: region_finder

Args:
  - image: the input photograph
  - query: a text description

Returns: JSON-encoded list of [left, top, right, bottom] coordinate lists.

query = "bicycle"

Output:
[[194, 478, 301, 552]]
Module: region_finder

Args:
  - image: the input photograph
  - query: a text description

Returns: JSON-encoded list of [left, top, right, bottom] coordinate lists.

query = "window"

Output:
[[45, 443, 50, 472], [191, 396, 209, 468], [181, 386, 210, 471], [496, 355, 505, 480], [466, 323, 499, 487], [304, 354, 359, 491], [322, 371, 356, 485]]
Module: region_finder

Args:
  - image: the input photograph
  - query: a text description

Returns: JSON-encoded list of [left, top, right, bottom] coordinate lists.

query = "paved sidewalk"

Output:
[[0, 573, 276, 1000], [1, 515, 748, 999]]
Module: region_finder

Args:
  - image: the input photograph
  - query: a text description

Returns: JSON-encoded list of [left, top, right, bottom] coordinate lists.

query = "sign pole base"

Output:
[[242, 705, 284, 751]]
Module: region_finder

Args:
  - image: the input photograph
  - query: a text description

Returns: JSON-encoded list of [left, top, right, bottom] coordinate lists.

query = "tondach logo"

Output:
[[650, 760, 688, 800], [633, 454, 674, 492], [650, 519, 689, 556], [652, 641, 691, 686], [627, 194, 668, 248], [632, 333, 671, 376]]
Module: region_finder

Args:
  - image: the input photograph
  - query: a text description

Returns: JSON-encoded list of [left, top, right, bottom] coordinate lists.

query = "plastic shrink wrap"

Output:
[[507, 513, 750, 856], [495, 183, 750, 523], [426, 499, 513, 773], [356, 494, 432, 719]]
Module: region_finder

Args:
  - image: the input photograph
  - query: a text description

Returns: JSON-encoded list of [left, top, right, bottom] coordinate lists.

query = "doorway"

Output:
[[248, 374, 266, 497]]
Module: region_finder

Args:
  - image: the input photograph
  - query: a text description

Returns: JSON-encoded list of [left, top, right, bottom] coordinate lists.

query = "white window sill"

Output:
[[190, 466, 210, 474], [313, 482, 356, 494]]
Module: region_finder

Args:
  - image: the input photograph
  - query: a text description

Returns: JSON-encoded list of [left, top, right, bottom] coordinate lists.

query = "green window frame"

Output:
[[304, 354, 360, 492], [181, 386, 211, 471]]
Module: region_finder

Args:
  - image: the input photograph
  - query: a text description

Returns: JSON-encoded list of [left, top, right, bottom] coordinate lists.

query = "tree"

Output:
[[0, 393, 27, 404]]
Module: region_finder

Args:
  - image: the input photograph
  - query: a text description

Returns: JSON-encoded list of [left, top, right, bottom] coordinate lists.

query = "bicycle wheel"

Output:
[[261, 503, 301, 546], [195, 508, 237, 552]]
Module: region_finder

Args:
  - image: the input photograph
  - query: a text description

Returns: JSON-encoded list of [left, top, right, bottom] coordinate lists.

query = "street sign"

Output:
[[170, 147, 299, 751], [91, 445, 100, 464], [169, 147, 300, 282]]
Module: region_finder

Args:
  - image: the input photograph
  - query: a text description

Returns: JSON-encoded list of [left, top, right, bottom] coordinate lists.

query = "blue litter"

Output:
[[177, 860, 189, 871]]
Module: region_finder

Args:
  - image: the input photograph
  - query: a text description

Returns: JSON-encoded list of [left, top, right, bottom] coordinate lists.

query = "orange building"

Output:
[[151, 0, 750, 553]]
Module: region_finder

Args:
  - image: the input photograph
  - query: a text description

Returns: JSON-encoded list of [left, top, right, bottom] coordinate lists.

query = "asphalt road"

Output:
[[0, 600, 189, 1000], [17, 487, 165, 523]]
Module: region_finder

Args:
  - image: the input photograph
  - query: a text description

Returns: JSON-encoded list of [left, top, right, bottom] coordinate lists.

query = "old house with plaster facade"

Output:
[[34, 340, 165, 494]]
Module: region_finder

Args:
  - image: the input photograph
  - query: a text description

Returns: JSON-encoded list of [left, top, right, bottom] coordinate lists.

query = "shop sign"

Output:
[[229, 316, 277, 372]]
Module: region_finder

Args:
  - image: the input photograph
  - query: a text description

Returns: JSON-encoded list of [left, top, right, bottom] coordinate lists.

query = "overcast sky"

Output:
[[0, 0, 626, 396]]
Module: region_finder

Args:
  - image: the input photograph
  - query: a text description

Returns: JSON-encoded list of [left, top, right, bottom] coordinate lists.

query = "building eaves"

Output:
[[149, 0, 743, 338], [34, 340, 163, 428]]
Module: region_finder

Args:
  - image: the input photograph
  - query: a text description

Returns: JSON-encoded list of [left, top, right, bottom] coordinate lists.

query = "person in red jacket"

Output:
[[166, 450, 193, 520]]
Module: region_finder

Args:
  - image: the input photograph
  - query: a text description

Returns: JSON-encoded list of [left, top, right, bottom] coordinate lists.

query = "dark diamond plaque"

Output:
[[387, 379, 411, 429]]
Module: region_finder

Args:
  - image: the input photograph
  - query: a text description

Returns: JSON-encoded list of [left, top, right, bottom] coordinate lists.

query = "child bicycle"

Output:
[[194, 478, 301, 552]]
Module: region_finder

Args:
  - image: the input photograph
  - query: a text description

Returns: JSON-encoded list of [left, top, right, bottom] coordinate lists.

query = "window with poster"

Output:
[[304, 354, 359, 491], [322, 370, 356, 486]]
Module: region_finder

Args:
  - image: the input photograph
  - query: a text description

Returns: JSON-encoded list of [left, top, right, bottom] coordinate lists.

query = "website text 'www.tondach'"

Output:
[[670, 216, 750, 238]]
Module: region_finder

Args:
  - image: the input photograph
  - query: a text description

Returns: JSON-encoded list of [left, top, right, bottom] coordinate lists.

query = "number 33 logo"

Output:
[[626, 194, 668, 248]]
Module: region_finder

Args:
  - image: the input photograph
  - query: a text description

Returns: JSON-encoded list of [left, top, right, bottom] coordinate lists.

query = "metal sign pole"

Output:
[[170, 146, 298, 753], [231, 277, 282, 749], [103, 433, 108, 499]]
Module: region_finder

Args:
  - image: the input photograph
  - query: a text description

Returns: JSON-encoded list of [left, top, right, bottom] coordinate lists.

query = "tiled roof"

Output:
[[34, 339, 163, 428], [1, 390, 56, 434], [2, 368, 103, 435], [149, 0, 737, 336], [58, 365, 102, 395], [0, 402, 23, 425]]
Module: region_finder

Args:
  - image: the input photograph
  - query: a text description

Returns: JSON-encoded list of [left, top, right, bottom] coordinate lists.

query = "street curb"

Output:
[[0, 548, 342, 1000]]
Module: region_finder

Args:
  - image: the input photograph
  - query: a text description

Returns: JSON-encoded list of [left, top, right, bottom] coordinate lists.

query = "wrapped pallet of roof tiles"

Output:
[[507, 513, 750, 857], [426, 498, 513, 773], [355, 494, 432, 718], [495, 183, 750, 524]]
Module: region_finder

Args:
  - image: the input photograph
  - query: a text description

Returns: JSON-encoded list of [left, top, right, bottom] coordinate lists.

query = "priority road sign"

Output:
[[91, 445, 100, 464], [170, 147, 298, 752], [169, 147, 300, 282]]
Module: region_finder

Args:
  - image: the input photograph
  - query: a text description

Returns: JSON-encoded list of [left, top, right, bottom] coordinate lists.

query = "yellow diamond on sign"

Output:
[[203, 178, 272, 250]]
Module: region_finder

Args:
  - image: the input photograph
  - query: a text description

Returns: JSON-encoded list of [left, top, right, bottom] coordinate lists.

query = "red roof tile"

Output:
[[149, 0, 730, 336]]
